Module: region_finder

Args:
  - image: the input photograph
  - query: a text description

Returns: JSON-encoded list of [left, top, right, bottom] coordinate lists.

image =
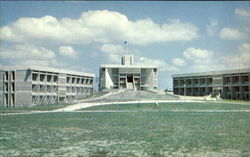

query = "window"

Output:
[[244, 86, 249, 92], [32, 73, 38, 81], [47, 75, 52, 82], [5, 71, 8, 80], [11, 83, 15, 91], [5, 94, 8, 106], [81, 78, 85, 84], [72, 77, 75, 84], [242, 76, 249, 83], [5, 83, 8, 91], [54, 76, 58, 82], [66, 77, 70, 83], [40, 74, 45, 82], [11, 94, 15, 106], [11, 71, 15, 80]]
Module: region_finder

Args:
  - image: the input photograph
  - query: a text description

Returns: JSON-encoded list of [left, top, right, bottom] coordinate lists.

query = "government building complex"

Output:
[[172, 69, 250, 101], [99, 55, 158, 91], [0, 66, 94, 107]]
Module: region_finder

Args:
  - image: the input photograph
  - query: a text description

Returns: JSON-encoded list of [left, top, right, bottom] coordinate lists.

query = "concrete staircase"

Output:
[[127, 82, 134, 90]]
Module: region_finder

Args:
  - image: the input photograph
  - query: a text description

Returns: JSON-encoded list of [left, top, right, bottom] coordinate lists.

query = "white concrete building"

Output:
[[99, 55, 158, 91], [172, 68, 250, 100], [0, 66, 95, 107]]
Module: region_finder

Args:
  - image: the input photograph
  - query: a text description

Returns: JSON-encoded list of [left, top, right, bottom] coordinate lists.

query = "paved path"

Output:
[[0, 99, 207, 116], [70, 109, 250, 113], [54, 99, 208, 112], [1, 99, 249, 116]]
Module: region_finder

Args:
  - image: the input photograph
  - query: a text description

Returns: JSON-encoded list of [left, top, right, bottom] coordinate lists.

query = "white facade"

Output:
[[0, 66, 95, 107], [99, 55, 158, 91], [172, 68, 250, 100]]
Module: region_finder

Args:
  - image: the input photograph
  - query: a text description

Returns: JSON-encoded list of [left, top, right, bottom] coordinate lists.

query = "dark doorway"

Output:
[[127, 74, 133, 82], [59, 97, 65, 102]]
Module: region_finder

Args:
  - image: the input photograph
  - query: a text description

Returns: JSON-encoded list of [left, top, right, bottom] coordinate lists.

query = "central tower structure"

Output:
[[99, 55, 158, 91]]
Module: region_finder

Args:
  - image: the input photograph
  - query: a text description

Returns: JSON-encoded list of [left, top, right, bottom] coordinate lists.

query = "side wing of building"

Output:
[[172, 69, 250, 100], [0, 66, 95, 108]]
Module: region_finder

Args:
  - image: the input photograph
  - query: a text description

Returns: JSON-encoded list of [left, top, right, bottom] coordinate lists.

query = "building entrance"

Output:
[[127, 74, 133, 82]]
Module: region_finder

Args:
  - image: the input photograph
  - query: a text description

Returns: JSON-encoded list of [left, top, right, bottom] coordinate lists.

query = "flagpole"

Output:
[[124, 41, 128, 55]]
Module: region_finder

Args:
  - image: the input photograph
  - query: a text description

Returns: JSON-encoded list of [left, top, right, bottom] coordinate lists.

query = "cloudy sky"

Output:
[[0, 1, 250, 89]]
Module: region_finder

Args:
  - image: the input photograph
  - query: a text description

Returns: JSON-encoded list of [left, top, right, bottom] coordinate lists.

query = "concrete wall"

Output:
[[0, 67, 95, 108], [99, 67, 158, 90], [173, 72, 250, 100], [0, 71, 4, 107], [15, 70, 32, 107], [105, 68, 114, 89]]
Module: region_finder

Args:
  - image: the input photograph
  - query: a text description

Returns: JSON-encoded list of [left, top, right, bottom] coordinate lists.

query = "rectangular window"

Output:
[[5, 94, 8, 106], [5, 82, 8, 91], [32, 73, 38, 81], [32, 96, 36, 104], [47, 75, 52, 82], [81, 78, 85, 84], [72, 78, 75, 84], [32, 85, 36, 92], [54, 76, 58, 82], [244, 86, 249, 92], [40, 74, 45, 82], [66, 77, 70, 83], [11, 71, 15, 80], [11, 94, 15, 106], [11, 82, 15, 91], [5, 71, 8, 80]]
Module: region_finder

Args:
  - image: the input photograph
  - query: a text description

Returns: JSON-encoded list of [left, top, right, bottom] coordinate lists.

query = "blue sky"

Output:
[[0, 1, 250, 89]]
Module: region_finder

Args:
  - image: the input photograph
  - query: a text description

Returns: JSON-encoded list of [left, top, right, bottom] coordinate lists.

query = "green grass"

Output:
[[81, 102, 250, 111], [0, 104, 69, 113], [220, 99, 250, 104], [1, 103, 250, 156]]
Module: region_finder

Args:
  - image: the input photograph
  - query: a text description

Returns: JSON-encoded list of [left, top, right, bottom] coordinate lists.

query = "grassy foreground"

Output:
[[0, 104, 70, 114], [1, 103, 250, 156], [81, 102, 250, 111]]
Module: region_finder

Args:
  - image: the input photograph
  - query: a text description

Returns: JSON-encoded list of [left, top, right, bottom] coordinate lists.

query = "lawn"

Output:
[[1, 102, 250, 156], [81, 102, 250, 111], [0, 103, 70, 114]]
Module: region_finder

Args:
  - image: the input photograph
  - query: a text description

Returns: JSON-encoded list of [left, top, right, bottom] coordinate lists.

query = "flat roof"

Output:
[[172, 68, 250, 78], [0, 65, 95, 77], [100, 64, 157, 69]]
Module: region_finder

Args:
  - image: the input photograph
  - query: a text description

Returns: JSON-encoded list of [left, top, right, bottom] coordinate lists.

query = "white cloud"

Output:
[[0, 26, 24, 42], [100, 44, 125, 54], [219, 27, 247, 40], [19, 60, 51, 66], [139, 57, 166, 67], [238, 43, 250, 68], [0, 10, 199, 45], [0, 44, 61, 67], [183, 47, 213, 60], [178, 47, 227, 72], [0, 44, 55, 60], [240, 43, 250, 52], [138, 57, 179, 72], [226, 43, 250, 69], [59, 46, 77, 58], [206, 18, 218, 36], [180, 44, 250, 73], [235, 8, 250, 17], [99, 44, 126, 63], [172, 58, 186, 67]]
